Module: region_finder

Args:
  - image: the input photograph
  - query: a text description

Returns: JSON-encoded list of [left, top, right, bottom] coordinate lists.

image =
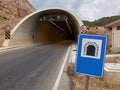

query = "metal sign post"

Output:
[[85, 76, 90, 90]]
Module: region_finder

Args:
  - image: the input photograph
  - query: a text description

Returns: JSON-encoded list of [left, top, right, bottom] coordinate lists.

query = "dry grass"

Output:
[[68, 63, 120, 90]]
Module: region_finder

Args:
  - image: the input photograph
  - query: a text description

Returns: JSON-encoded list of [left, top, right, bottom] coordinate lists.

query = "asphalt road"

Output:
[[0, 41, 71, 90]]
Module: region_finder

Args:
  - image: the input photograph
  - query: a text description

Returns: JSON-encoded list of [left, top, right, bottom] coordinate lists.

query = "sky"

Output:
[[28, 0, 120, 21]]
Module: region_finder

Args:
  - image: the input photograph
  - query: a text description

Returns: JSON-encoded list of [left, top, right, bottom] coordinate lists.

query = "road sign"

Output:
[[4, 25, 11, 31], [75, 34, 107, 78], [80, 25, 87, 31]]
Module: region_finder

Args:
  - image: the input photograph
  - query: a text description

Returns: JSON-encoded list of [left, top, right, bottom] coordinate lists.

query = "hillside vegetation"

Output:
[[83, 15, 120, 27], [0, 0, 35, 46], [82, 16, 120, 53]]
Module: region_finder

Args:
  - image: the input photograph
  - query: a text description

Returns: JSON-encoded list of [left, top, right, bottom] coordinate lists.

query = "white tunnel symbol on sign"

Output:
[[81, 39, 102, 59], [83, 42, 99, 57]]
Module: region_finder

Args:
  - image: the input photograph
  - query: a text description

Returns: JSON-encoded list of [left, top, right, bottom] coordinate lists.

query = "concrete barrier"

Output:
[[104, 63, 120, 84]]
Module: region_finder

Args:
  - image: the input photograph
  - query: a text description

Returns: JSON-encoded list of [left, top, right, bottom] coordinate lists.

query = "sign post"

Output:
[[4, 25, 11, 39], [85, 76, 90, 90], [75, 34, 107, 90]]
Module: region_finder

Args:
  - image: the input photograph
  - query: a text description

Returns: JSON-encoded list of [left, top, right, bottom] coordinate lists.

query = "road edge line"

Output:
[[52, 46, 71, 90]]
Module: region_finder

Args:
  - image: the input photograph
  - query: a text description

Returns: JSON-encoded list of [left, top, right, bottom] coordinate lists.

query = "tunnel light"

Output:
[[39, 15, 68, 21], [43, 16, 46, 20], [57, 16, 60, 19], [64, 15, 68, 20], [40, 18, 43, 21]]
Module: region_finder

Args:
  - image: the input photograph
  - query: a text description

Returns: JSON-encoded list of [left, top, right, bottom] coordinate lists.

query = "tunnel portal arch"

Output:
[[3, 8, 83, 46]]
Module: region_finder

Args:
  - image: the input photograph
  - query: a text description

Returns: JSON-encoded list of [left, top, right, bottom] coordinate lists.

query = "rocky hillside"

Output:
[[0, 0, 35, 46], [83, 15, 120, 27]]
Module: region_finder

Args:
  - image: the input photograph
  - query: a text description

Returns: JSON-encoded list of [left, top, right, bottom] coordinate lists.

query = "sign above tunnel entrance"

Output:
[[75, 34, 107, 78]]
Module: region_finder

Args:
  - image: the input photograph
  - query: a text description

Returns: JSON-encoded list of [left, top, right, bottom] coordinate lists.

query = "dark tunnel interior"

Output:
[[34, 9, 80, 43]]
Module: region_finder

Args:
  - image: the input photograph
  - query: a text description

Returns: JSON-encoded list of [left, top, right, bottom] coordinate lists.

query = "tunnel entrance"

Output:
[[4, 8, 83, 46], [34, 9, 80, 43]]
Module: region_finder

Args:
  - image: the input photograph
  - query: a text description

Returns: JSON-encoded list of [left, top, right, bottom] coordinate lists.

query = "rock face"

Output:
[[0, 0, 35, 46]]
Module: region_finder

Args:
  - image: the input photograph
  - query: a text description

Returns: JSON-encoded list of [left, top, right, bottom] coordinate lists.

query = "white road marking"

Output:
[[2, 40, 10, 46], [0, 44, 36, 53], [52, 46, 71, 90]]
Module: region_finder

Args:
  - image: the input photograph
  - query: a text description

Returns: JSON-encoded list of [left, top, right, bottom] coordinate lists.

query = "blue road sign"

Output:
[[75, 34, 107, 78]]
